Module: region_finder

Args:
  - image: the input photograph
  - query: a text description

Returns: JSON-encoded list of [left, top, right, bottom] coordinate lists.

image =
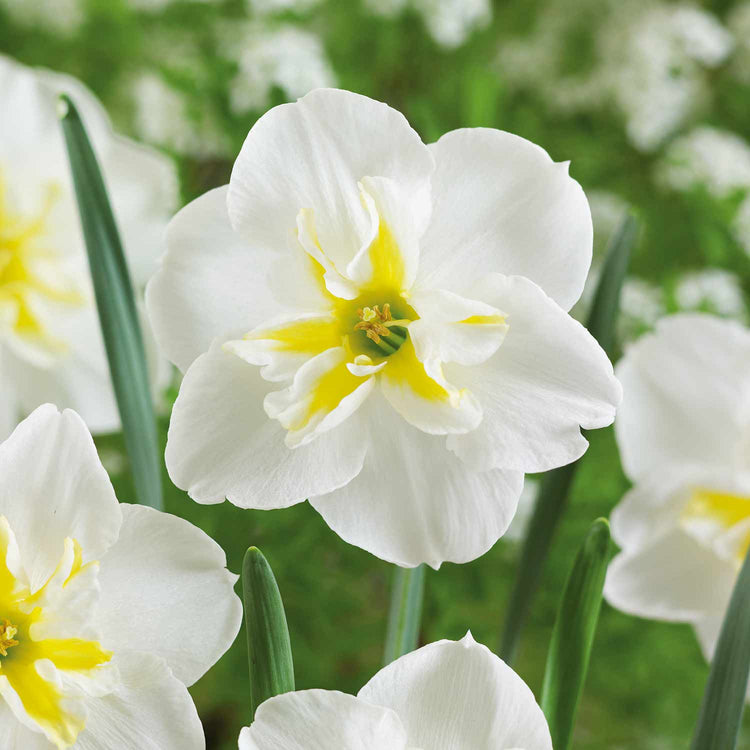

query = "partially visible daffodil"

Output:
[[605, 314, 750, 667], [239, 633, 551, 749], [148, 88, 620, 568], [0, 404, 242, 749], [0, 56, 177, 439]]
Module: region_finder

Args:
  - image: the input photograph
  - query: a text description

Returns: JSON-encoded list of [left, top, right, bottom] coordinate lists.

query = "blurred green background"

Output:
[[4, 0, 750, 747]]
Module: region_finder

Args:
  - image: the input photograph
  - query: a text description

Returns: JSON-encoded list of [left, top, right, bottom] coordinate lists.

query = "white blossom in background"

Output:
[[618, 277, 666, 343], [131, 73, 230, 157], [0, 405, 242, 749], [675, 269, 747, 321], [147, 89, 620, 568], [0, 0, 83, 34], [364, 0, 491, 48], [223, 23, 336, 115], [605, 315, 750, 674], [728, 2, 750, 84], [658, 126, 750, 254], [603, 4, 733, 151], [0, 56, 177, 439], [247, 0, 322, 13], [239, 634, 552, 750], [658, 126, 750, 195]]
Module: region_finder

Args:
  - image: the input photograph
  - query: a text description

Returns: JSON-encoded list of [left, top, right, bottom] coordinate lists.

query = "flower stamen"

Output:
[[0, 618, 19, 656], [354, 303, 410, 355]]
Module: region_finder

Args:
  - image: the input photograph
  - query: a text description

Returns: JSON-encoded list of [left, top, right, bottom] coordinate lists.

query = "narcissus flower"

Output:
[[0, 55, 176, 439], [238, 633, 551, 749], [148, 88, 620, 568], [605, 314, 750, 667], [0, 404, 242, 749]]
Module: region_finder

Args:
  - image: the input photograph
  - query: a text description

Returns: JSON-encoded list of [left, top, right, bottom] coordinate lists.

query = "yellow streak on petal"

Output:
[[288, 359, 366, 433], [366, 218, 406, 292], [684, 488, 750, 563], [247, 317, 342, 355], [459, 314, 507, 325], [381, 338, 450, 403]]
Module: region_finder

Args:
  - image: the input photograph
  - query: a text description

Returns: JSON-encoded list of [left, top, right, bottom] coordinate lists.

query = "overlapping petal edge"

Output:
[[238, 633, 552, 750], [148, 87, 622, 568]]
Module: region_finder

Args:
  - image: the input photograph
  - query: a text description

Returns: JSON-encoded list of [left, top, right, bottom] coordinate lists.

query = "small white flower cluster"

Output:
[[364, 0, 492, 48], [675, 269, 747, 321], [658, 126, 750, 255], [222, 22, 337, 115]]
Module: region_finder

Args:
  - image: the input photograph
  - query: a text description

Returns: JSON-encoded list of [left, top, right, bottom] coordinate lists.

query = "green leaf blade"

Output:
[[58, 94, 162, 510], [541, 518, 611, 750], [383, 564, 426, 666], [691, 548, 750, 750], [242, 547, 295, 720], [499, 213, 637, 664]]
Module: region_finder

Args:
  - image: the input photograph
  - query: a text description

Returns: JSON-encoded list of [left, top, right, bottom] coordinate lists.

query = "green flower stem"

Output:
[[58, 94, 162, 510], [383, 564, 426, 665], [541, 518, 611, 750], [691, 545, 750, 750], [242, 547, 295, 720]]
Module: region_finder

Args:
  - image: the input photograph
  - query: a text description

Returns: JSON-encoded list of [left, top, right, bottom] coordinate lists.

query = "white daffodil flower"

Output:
[[0, 404, 242, 749], [0, 55, 177, 440], [605, 314, 750, 668], [238, 633, 551, 750], [147, 88, 621, 568]]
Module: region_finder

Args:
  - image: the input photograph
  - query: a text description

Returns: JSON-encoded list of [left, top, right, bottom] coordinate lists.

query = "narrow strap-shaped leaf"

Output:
[[500, 214, 637, 664], [691, 547, 750, 750], [541, 518, 611, 750], [383, 564, 426, 665], [59, 95, 162, 510], [243, 547, 295, 720]]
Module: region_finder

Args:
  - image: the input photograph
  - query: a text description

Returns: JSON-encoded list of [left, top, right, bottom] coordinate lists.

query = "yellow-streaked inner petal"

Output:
[[0, 526, 111, 749], [247, 315, 343, 356], [381, 338, 451, 404], [683, 488, 750, 564], [459, 314, 507, 325], [0, 173, 85, 353]]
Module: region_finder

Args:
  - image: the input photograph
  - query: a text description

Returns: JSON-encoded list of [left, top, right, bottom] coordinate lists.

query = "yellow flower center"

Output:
[[682, 487, 750, 567], [352, 301, 411, 356], [0, 518, 112, 749], [0, 171, 85, 354]]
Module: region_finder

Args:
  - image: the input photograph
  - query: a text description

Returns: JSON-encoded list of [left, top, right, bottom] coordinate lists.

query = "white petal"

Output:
[[604, 528, 736, 622], [228, 89, 434, 272], [358, 633, 552, 750], [615, 313, 750, 481], [379, 339, 483, 436], [418, 128, 592, 311], [102, 135, 178, 287], [693, 615, 723, 662], [0, 405, 121, 592], [97, 504, 242, 686], [146, 186, 282, 373], [166, 343, 366, 507], [447, 274, 620, 473], [239, 690, 408, 750], [75, 652, 204, 750], [0, 703, 50, 750], [310, 396, 523, 568], [264, 346, 375, 448], [408, 287, 508, 366]]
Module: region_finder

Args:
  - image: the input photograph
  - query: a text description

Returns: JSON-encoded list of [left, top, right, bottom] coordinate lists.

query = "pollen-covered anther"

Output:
[[0, 618, 19, 656], [354, 304, 410, 345]]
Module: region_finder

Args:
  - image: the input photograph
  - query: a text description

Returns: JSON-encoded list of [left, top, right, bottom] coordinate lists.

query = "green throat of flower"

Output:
[[353, 302, 410, 356]]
